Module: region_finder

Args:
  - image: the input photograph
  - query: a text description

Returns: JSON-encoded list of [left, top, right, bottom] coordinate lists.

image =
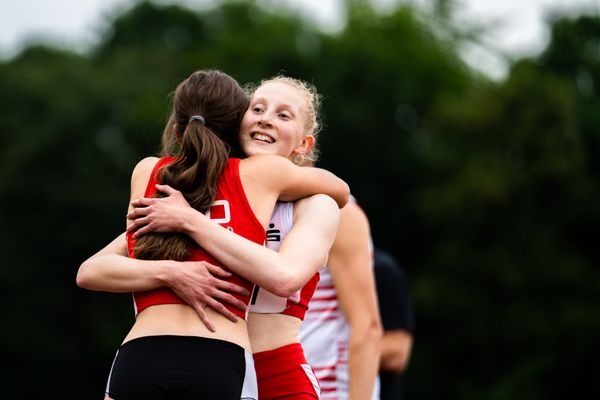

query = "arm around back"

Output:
[[244, 154, 350, 208], [75, 232, 175, 292], [179, 193, 340, 297]]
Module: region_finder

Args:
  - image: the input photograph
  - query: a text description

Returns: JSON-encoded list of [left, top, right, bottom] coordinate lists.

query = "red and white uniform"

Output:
[[299, 198, 380, 400], [249, 201, 320, 319], [253, 343, 321, 400], [249, 201, 322, 399], [128, 156, 265, 320]]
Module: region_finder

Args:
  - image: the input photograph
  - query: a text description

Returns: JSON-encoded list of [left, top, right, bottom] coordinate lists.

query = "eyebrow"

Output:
[[251, 97, 297, 116]]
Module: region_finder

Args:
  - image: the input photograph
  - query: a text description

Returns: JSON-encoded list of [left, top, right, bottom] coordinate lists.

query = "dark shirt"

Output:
[[373, 248, 415, 400]]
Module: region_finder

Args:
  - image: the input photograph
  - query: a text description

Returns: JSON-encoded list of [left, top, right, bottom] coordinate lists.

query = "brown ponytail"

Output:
[[134, 70, 249, 261]]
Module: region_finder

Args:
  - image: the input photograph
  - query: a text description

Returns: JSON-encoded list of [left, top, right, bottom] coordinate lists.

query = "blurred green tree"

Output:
[[0, 1, 597, 398]]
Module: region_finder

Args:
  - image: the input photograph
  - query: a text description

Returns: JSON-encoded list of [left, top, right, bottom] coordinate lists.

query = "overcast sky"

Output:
[[0, 0, 597, 79]]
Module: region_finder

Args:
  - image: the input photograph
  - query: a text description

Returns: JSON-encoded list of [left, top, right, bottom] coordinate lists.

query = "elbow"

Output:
[[373, 319, 384, 343], [381, 331, 413, 373], [384, 357, 408, 374], [76, 263, 94, 290], [370, 318, 384, 352], [383, 349, 411, 373], [356, 315, 383, 344], [269, 271, 302, 298], [337, 182, 351, 208], [370, 313, 384, 338], [75, 274, 87, 289], [271, 282, 300, 298]]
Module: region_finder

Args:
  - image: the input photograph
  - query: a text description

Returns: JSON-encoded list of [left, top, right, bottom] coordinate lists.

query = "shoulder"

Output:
[[130, 156, 160, 185], [331, 200, 371, 252], [132, 156, 160, 176], [340, 200, 370, 229], [240, 155, 298, 190], [295, 194, 339, 216], [241, 154, 292, 171]]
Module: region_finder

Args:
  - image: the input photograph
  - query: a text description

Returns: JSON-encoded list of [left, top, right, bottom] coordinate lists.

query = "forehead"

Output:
[[252, 82, 307, 111]]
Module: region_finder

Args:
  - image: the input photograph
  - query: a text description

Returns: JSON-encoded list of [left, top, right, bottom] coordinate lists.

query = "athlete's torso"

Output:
[[124, 156, 266, 350], [247, 201, 321, 353]]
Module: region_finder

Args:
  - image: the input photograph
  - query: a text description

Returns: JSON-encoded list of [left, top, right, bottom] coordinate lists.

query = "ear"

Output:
[[292, 135, 315, 157]]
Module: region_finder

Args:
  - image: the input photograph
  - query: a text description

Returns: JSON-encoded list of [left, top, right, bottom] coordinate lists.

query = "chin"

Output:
[[244, 145, 272, 157]]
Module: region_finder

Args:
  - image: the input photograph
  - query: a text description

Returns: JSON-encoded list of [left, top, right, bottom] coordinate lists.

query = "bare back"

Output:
[[123, 156, 251, 350]]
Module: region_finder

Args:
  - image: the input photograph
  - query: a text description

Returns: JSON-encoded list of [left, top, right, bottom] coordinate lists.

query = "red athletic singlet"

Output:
[[128, 157, 265, 320]]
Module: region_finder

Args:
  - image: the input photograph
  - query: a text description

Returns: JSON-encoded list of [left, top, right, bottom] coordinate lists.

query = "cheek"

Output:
[[240, 117, 251, 132], [280, 126, 302, 145], [240, 111, 255, 128]]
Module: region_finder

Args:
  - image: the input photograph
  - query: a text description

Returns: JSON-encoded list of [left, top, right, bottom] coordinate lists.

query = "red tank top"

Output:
[[128, 156, 265, 320]]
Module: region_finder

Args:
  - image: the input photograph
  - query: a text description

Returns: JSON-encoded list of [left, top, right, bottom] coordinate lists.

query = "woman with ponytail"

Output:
[[78, 70, 349, 400]]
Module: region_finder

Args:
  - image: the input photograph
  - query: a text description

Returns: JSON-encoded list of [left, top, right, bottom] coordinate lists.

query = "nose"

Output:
[[258, 116, 273, 128]]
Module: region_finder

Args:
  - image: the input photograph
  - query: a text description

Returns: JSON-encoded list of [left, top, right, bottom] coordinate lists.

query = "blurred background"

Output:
[[1, 0, 599, 398]]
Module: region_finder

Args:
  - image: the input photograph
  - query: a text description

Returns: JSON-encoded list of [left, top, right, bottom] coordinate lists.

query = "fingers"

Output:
[[213, 291, 248, 311], [203, 264, 250, 296], [155, 184, 177, 196], [192, 298, 238, 326], [126, 216, 147, 232], [127, 217, 154, 238], [130, 197, 154, 208], [204, 263, 232, 278], [131, 223, 153, 238], [193, 305, 216, 332], [218, 281, 250, 296], [205, 299, 239, 323], [126, 210, 149, 227], [127, 203, 151, 221]]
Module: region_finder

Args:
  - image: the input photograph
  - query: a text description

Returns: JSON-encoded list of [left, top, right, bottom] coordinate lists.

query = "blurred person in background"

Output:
[[373, 248, 415, 400], [299, 192, 383, 400]]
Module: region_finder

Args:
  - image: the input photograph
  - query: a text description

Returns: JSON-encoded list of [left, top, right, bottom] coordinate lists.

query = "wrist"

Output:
[[156, 260, 179, 287], [179, 207, 202, 234], [183, 209, 210, 237]]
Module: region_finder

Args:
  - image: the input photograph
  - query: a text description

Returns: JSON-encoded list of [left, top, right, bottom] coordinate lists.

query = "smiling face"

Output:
[[239, 81, 314, 160]]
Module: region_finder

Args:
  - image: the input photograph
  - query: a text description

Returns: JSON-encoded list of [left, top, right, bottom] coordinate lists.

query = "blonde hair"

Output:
[[248, 75, 323, 164]]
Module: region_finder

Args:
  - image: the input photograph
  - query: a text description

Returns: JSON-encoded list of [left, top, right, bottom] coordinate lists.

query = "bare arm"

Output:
[[380, 330, 413, 373], [75, 232, 250, 331], [244, 154, 350, 208], [75, 158, 249, 332], [76, 158, 174, 293], [128, 186, 340, 297], [76, 232, 170, 292], [328, 202, 383, 400]]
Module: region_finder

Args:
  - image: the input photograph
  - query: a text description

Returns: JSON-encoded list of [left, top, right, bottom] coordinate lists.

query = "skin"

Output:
[[87, 152, 344, 400], [136, 82, 384, 397], [380, 330, 413, 373], [78, 80, 380, 398], [120, 152, 344, 335], [122, 82, 344, 364], [78, 80, 342, 323], [326, 201, 383, 400]]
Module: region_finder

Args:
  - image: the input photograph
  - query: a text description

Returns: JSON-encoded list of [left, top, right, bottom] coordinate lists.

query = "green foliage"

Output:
[[1, 1, 598, 398]]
